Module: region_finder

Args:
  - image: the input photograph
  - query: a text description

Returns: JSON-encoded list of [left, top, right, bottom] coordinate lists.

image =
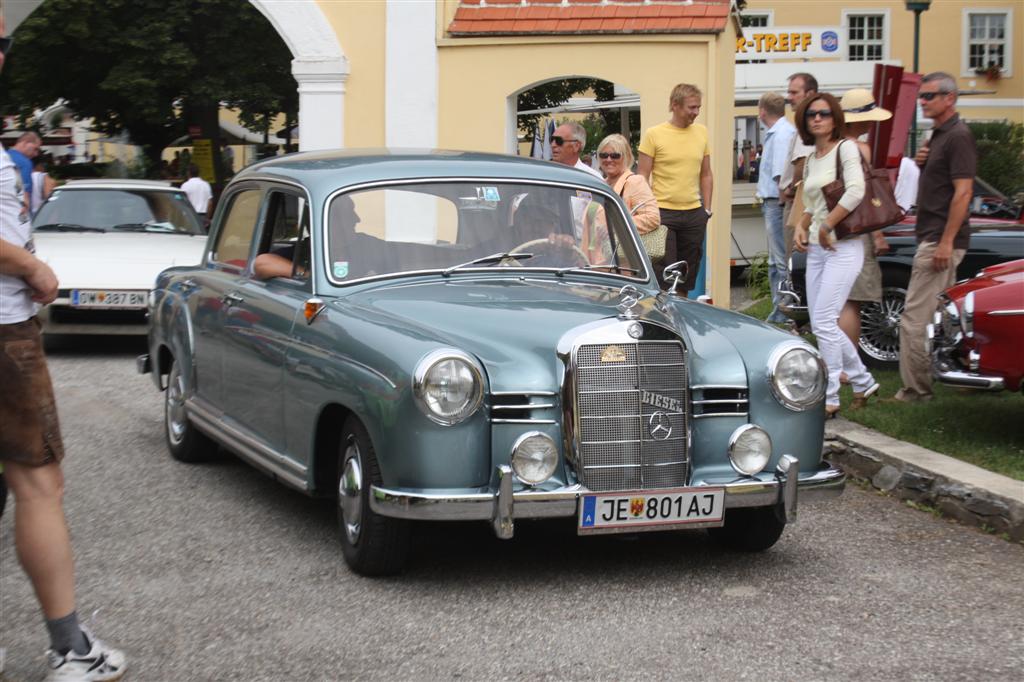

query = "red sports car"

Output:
[[928, 259, 1024, 393]]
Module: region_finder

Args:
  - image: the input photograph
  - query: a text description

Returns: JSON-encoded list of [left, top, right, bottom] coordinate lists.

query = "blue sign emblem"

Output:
[[581, 496, 596, 527], [821, 30, 839, 52]]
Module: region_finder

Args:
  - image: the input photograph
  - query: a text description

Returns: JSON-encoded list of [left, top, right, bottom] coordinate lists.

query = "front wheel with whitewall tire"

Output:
[[164, 359, 217, 463], [337, 417, 411, 576]]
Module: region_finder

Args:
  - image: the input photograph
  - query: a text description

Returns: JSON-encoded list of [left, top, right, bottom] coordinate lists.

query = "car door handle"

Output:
[[222, 292, 244, 306]]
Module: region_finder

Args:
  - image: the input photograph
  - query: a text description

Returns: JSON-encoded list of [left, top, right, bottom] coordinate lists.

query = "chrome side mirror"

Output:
[[662, 261, 689, 296]]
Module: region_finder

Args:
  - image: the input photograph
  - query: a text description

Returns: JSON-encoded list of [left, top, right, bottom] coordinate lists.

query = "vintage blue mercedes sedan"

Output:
[[139, 150, 844, 575]]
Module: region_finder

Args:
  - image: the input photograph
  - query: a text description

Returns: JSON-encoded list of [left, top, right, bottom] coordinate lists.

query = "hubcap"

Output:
[[166, 366, 187, 445], [338, 440, 363, 545], [859, 287, 906, 364]]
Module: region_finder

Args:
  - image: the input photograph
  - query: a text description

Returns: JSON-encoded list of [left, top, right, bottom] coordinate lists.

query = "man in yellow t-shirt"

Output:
[[637, 83, 713, 293]]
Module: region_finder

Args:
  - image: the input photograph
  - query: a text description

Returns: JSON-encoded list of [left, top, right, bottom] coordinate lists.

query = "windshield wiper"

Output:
[[112, 223, 177, 233], [555, 263, 641, 277], [33, 223, 106, 233], [442, 252, 533, 277]]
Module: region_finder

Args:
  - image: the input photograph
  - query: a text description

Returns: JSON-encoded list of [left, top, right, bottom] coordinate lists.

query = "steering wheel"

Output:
[[509, 237, 589, 268]]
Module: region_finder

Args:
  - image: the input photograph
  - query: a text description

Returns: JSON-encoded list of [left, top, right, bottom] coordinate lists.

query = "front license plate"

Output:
[[71, 290, 147, 309], [578, 487, 725, 534]]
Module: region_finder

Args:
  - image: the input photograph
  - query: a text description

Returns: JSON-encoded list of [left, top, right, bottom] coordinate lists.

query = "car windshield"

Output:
[[324, 181, 646, 283], [34, 188, 203, 235]]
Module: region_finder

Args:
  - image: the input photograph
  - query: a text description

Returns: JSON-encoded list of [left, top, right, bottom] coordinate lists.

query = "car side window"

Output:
[[255, 191, 310, 281], [211, 189, 263, 268]]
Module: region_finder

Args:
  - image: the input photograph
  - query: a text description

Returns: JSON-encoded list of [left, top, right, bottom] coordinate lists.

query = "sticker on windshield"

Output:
[[575, 190, 593, 201], [333, 261, 349, 279], [481, 187, 500, 202]]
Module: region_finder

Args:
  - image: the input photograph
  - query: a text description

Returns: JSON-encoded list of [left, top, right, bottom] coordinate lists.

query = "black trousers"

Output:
[[658, 207, 708, 292]]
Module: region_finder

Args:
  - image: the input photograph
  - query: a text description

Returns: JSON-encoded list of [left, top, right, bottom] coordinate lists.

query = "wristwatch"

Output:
[[704, 208, 713, 217]]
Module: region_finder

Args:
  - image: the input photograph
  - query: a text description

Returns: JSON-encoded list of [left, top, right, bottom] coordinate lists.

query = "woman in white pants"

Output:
[[793, 93, 880, 417]]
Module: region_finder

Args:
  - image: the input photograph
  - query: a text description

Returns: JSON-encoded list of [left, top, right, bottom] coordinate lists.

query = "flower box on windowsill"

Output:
[[974, 65, 1003, 82]]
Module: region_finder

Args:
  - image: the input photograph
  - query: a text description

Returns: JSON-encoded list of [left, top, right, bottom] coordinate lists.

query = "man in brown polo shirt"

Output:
[[894, 72, 976, 402]]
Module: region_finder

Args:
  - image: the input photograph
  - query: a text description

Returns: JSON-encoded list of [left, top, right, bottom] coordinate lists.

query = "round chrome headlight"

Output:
[[768, 342, 826, 411], [510, 432, 558, 485], [728, 424, 772, 477], [413, 350, 483, 425]]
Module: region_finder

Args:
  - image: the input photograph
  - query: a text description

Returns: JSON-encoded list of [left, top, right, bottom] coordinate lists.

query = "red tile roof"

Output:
[[449, 1, 732, 37]]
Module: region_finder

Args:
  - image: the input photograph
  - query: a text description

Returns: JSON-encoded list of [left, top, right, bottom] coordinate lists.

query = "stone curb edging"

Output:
[[823, 418, 1024, 542]]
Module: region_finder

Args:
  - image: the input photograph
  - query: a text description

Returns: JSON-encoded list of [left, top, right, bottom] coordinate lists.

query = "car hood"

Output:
[[33, 232, 207, 290], [336, 278, 751, 391]]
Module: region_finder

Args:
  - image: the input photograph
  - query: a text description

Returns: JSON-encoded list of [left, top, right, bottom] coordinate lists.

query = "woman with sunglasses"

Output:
[[596, 134, 661, 238], [793, 93, 879, 418]]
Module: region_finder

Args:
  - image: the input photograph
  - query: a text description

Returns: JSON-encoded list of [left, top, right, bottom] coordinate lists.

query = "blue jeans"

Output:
[[760, 198, 788, 322]]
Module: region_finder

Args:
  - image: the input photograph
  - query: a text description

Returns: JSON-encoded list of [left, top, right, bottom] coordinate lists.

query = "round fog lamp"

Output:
[[511, 432, 558, 485], [728, 424, 772, 477]]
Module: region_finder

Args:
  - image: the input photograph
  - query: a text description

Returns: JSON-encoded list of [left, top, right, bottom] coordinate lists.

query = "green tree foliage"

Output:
[[517, 78, 610, 140], [968, 121, 1024, 200], [0, 0, 296, 176]]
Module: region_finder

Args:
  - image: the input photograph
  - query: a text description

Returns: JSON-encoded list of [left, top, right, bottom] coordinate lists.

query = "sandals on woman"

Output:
[[850, 382, 881, 410]]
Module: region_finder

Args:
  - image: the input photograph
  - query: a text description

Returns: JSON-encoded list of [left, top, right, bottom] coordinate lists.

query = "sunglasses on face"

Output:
[[805, 109, 833, 120], [0, 36, 13, 56], [598, 152, 622, 160], [551, 136, 578, 146], [918, 91, 950, 102]]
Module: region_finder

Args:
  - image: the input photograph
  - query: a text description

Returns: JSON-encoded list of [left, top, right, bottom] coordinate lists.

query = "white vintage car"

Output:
[[33, 179, 207, 335]]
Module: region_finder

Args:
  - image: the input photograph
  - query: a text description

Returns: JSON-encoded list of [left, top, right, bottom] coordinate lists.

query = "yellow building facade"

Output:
[[738, 0, 1023, 123]]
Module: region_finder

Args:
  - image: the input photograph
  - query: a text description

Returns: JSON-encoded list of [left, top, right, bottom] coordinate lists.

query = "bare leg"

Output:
[[3, 460, 76, 619], [839, 300, 861, 347]]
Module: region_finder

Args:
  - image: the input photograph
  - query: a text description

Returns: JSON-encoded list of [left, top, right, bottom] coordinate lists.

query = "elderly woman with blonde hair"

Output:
[[596, 134, 660, 236]]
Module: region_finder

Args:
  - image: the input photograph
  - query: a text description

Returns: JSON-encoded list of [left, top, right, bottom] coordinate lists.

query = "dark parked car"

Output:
[[780, 215, 1024, 368], [928, 259, 1024, 393]]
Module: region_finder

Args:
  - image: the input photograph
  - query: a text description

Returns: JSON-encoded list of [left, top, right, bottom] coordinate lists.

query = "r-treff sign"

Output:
[[736, 26, 843, 60]]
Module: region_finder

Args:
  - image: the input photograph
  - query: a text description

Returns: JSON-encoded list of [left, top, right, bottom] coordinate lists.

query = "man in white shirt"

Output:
[[550, 122, 603, 180], [180, 164, 213, 227], [779, 72, 819, 255], [1, 22, 127, 679], [756, 92, 796, 324]]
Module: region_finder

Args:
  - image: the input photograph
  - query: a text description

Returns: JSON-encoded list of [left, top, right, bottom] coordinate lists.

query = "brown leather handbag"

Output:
[[822, 141, 904, 240]]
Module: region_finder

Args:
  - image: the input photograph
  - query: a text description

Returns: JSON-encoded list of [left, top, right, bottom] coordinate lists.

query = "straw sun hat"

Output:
[[840, 88, 893, 122]]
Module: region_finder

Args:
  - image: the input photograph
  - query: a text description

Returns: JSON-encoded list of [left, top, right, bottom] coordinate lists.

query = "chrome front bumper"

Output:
[[927, 324, 1006, 391], [370, 457, 846, 539], [933, 367, 1006, 391]]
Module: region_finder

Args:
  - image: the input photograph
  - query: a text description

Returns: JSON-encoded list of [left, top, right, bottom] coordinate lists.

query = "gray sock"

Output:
[[45, 611, 90, 656]]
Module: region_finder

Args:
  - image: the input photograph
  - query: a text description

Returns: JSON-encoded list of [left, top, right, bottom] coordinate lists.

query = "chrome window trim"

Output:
[[766, 340, 827, 411], [319, 177, 650, 287], [412, 348, 485, 426]]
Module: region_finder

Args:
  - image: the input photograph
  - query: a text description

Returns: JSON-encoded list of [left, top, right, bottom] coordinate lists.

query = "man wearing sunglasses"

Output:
[[893, 71, 976, 404], [0, 16, 127, 681], [549, 122, 602, 180]]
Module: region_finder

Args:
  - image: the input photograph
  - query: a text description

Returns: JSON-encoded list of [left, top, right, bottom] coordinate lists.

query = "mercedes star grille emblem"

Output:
[[648, 411, 673, 441]]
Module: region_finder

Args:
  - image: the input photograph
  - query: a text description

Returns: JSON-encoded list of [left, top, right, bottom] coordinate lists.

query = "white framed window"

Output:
[[962, 8, 1014, 78], [843, 10, 889, 62], [737, 11, 772, 65]]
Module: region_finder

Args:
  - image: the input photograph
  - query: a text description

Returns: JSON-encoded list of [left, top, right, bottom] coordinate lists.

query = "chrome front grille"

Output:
[[574, 339, 688, 491]]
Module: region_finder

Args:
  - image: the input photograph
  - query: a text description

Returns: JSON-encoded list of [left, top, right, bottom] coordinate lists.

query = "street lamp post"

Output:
[[906, 1, 932, 155]]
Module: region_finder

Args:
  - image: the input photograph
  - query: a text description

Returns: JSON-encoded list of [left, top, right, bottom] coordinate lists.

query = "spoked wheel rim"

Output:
[[859, 286, 906, 364], [166, 365, 188, 445], [338, 438, 364, 546]]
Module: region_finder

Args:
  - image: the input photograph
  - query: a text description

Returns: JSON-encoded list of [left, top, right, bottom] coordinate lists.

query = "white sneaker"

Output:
[[45, 627, 126, 682]]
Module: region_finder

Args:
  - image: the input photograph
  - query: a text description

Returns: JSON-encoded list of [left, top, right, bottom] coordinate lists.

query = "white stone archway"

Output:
[[5, 0, 347, 151], [249, 1, 348, 150]]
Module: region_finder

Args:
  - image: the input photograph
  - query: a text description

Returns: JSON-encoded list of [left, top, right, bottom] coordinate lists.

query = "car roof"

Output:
[[59, 179, 180, 191], [234, 148, 610, 194]]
